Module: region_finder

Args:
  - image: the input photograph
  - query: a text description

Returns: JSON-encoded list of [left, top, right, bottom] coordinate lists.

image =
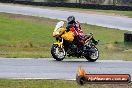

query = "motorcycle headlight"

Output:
[[53, 31, 59, 37], [53, 32, 56, 37]]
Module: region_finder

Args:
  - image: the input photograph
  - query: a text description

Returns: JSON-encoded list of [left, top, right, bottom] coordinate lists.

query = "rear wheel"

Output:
[[51, 44, 65, 61], [84, 46, 99, 62]]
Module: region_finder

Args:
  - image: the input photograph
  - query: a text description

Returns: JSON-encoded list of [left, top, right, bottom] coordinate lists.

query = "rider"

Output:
[[66, 16, 98, 53], [66, 16, 84, 52]]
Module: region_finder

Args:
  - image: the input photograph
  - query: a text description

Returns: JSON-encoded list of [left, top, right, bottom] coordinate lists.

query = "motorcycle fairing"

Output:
[[61, 31, 74, 42]]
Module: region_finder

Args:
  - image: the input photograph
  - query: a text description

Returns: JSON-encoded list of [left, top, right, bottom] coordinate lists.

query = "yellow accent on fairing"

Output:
[[85, 35, 93, 44], [61, 31, 74, 42], [54, 42, 63, 47], [53, 31, 57, 37], [59, 28, 65, 35], [53, 28, 65, 37]]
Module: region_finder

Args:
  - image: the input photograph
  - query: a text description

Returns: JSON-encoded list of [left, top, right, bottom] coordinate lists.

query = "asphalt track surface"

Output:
[[0, 58, 132, 80], [0, 3, 132, 31]]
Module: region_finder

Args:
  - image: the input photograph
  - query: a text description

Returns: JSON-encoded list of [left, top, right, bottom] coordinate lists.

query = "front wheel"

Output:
[[51, 44, 65, 61], [84, 46, 99, 62]]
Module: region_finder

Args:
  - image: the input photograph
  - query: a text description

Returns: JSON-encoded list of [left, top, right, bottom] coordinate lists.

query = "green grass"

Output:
[[0, 13, 131, 60], [0, 13, 57, 58], [0, 80, 131, 88]]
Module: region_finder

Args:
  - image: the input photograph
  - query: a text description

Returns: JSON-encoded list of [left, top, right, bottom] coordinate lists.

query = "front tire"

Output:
[[51, 44, 65, 61], [84, 46, 99, 62]]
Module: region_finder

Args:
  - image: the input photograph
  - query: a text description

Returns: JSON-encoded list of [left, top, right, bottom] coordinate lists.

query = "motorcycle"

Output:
[[51, 21, 99, 62]]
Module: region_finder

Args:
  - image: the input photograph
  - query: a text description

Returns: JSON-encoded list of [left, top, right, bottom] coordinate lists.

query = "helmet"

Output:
[[67, 16, 75, 24]]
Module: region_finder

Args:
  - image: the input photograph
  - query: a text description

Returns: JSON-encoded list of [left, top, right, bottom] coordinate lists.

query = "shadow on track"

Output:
[[52, 59, 100, 64]]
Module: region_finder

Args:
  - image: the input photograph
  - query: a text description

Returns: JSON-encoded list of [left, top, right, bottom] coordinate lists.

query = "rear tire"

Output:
[[51, 44, 65, 61], [84, 46, 99, 62]]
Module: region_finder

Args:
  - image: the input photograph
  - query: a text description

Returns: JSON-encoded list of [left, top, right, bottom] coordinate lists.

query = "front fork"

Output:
[[54, 38, 63, 48]]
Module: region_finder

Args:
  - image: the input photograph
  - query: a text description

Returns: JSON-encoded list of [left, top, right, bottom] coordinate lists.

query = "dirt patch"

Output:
[[105, 44, 116, 50], [123, 49, 132, 52], [97, 84, 132, 88], [77, 84, 132, 88]]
